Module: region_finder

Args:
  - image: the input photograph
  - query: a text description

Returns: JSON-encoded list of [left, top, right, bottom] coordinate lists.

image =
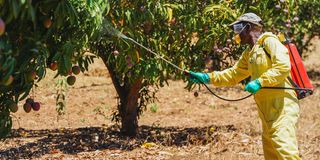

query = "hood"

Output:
[[257, 32, 278, 45]]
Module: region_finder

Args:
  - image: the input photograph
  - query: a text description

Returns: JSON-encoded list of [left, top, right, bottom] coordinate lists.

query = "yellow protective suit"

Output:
[[209, 32, 300, 160]]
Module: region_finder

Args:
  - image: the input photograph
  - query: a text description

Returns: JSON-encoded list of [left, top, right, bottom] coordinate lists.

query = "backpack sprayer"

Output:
[[106, 22, 314, 101], [283, 33, 314, 99]]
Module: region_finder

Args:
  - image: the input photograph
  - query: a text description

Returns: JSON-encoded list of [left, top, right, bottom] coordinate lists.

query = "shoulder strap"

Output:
[[262, 46, 299, 88], [263, 48, 271, 59]]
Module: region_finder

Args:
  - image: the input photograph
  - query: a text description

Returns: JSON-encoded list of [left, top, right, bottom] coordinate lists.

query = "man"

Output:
[[188, 13, 301, 160]]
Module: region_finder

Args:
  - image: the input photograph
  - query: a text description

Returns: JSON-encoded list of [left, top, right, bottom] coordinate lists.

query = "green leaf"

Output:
[[87, 0, 93, 8], [11, 0, 20, 19], [63, 55, 72, 71], [28, 3, 36, 24], [20, 0, 26, 5], [18, 84, 32, 101]]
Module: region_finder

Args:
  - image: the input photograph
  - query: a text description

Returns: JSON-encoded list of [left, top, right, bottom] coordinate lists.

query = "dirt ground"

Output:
[[0, 39, 319, 160]]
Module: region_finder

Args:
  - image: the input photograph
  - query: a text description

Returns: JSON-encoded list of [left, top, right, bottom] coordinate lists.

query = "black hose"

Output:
[[200, 82, 253, 102], [261, 86, 313, 92], [196, 77, 313, 102]]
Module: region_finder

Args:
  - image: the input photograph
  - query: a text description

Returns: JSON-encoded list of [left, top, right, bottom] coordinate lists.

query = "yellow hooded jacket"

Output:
[[209, 32, 296, 100]]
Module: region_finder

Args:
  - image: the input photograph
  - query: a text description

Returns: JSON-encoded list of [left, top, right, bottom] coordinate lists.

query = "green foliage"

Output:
[[236, 0, 320, 53], [0, 0, 107, 138], [292, 0, 320, 52], [55, 77, 68, 116]]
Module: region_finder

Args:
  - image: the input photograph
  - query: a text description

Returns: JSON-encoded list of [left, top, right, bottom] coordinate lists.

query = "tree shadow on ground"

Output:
[[0, 124, 236, 159]]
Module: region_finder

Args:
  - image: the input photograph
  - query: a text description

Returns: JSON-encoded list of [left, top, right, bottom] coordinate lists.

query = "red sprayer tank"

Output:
[[285, 42, 314, 99]]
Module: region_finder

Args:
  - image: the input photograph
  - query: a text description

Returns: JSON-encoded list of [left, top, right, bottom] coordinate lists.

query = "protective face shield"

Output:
[[232, 23, 249, 44]]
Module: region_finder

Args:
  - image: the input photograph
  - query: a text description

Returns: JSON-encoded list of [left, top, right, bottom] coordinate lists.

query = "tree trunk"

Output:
[[102, 58, 142, 137], [120, 79, 142, 136]]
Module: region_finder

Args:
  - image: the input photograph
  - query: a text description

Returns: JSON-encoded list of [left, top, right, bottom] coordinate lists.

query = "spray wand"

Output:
[[121, 35, 185, 72]]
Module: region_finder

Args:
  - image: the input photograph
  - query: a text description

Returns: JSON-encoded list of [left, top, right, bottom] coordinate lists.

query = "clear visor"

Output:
[[233, 23, 247, 34]]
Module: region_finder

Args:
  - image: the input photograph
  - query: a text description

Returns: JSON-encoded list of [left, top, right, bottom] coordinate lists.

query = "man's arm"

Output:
[[257, 37, 291, 87], [209, 49, 250, 86]]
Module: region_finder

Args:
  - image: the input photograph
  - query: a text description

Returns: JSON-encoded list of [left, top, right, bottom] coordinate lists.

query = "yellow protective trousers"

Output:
[[209, 32, 301, 159], [256, 94, 300, 160]]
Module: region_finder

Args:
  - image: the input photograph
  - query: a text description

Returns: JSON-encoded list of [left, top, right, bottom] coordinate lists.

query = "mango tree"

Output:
[[95, 0, 320, 136], [1, 0, 319, 138], [0, 0, 107, 138]]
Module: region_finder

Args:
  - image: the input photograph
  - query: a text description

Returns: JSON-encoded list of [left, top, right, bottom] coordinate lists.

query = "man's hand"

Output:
[[245, 79, 261, 94], [188, 71, 210, 84]]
